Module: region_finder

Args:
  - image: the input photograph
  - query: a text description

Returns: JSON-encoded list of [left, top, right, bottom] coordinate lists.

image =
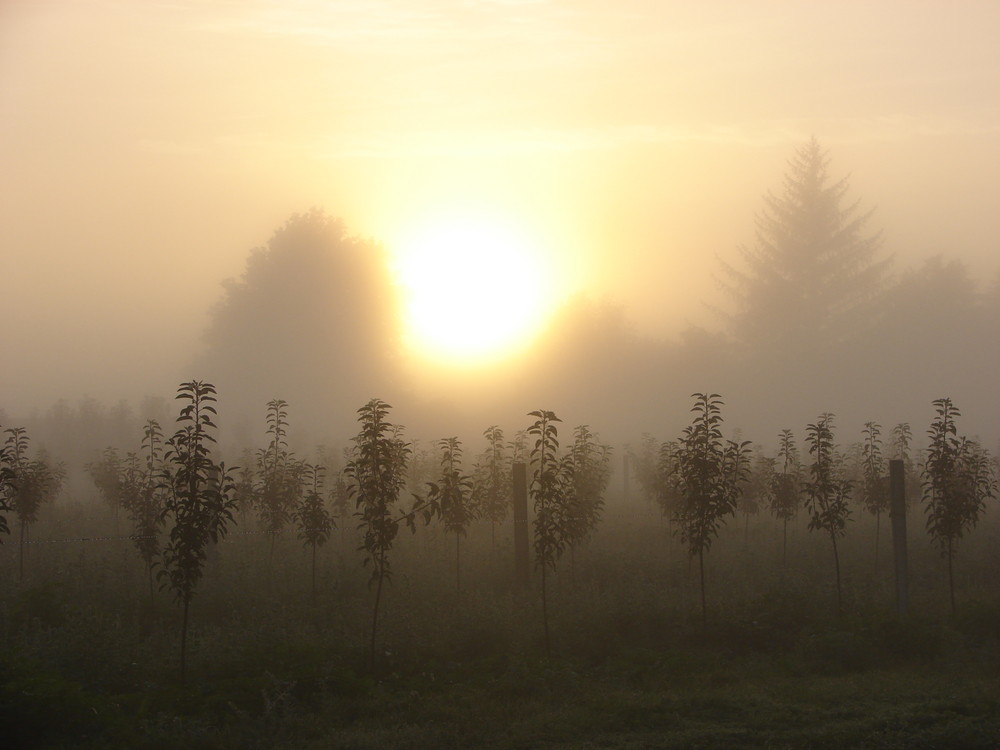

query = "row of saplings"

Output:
[[1, 383, 614, 680], [1, 386, 997, 681], [629, 394, 997, 620]]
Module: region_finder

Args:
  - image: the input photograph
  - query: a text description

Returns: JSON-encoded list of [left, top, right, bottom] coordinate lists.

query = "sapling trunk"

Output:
[[148, 564, 155, 609], [455, 533, 461, 595], [947, 538, 955, 616], [541, 562, 551, 657], [180, 597, 190, 686], [311, 543, 317, 601], [831, 531, 842, 614], [699, 548, 707, 628], [370, 549, 386, 671], [874, 510, 881, 572], [782, 518, 788, 566], [19, 520, 26, 583]]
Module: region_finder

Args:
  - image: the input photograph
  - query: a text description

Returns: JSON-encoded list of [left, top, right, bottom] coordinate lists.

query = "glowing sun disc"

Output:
[[394, 216, 549, 364]]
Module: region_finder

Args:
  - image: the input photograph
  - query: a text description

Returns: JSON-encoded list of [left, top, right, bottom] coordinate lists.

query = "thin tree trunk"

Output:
[[744, 511, 749, 549], [455, 533, 461, 595], [782, 517, 788, 567], [947, 538, 955, 616], [541, 561, 550, 657], [311, 543, 317, 601], [370, 554, 385, 671], [148, 563, 155, 609], [831, 532, 842, 614], [874, 510, 880, 572], [19, 520, 26, 583], [180, 597, 190, 686], [699, 547, 707, 628]]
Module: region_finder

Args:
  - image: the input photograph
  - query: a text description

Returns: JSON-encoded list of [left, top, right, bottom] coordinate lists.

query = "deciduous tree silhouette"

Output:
[[197, 210, 401, 434]]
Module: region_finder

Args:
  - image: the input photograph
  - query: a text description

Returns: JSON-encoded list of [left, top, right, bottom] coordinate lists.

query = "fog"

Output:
[[3, 0, 1000, 452]]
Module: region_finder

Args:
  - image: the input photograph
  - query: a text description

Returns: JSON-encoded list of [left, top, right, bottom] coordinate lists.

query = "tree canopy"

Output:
[[196, 209, 401, 435]]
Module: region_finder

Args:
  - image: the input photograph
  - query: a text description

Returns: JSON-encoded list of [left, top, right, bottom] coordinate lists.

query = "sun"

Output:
[[393, 214, 551, 366]]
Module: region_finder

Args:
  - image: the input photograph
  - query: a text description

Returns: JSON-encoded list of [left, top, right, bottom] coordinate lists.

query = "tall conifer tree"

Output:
[[719, 138, 890, 351]]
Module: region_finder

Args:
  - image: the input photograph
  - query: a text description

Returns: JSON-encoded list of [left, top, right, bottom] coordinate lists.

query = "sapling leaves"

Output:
[[294, 462, 333, 599], [922, 398, 998, 613], [5, 427, 62, 579], [802, 413, 851, 612], [674, 394, 749, 624], [473, 425, 512, 532], [424, 437, 475, 592], [344, 398, 410, 669], [158, 380, 238, 683], [565, 425, 611, 551], [528, 409, 573, 655]]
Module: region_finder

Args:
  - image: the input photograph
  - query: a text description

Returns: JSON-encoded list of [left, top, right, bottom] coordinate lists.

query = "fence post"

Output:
[[889, 459, 909, 616], [512, 462, 529, 589]]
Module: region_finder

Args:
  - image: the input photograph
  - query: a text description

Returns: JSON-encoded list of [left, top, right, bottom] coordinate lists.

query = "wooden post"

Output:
[[889, 459, 909, 616], [512, 462, 529, 589]]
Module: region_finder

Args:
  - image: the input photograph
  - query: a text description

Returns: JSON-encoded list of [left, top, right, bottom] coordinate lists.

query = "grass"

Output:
[[2, 498, 999, 748]]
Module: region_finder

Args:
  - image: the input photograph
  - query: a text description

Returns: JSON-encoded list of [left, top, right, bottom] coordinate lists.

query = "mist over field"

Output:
[[2, 3, 1000, 748]]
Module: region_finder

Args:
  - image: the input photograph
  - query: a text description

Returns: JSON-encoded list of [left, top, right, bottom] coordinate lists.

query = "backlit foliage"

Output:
[[803, 413, 851, 611], [473, 425, 511, 533], [256, 399, 303, 553], [674, 394, 749, 558], [5, 426, 63, 579], [159, 381, 238, 683], [565, 425, 611, 549], [770, 428, 801, 562], [425, 437, 475, 592], [528, 409, 572, 654], [345, 398, 411, 668], [674, 394, 751, 622], [922, 398, 998, 613], [294, 462, 333, 598]]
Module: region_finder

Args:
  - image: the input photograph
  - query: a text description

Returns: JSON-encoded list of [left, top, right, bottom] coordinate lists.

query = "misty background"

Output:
[[2, 0, 999, 461]]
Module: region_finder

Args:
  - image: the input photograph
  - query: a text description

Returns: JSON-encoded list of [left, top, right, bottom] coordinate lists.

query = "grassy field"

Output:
[[2, 494, 999, 749]]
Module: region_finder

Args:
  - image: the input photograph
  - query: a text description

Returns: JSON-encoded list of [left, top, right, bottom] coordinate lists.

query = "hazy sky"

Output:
[[3, 0, 999, 413]]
